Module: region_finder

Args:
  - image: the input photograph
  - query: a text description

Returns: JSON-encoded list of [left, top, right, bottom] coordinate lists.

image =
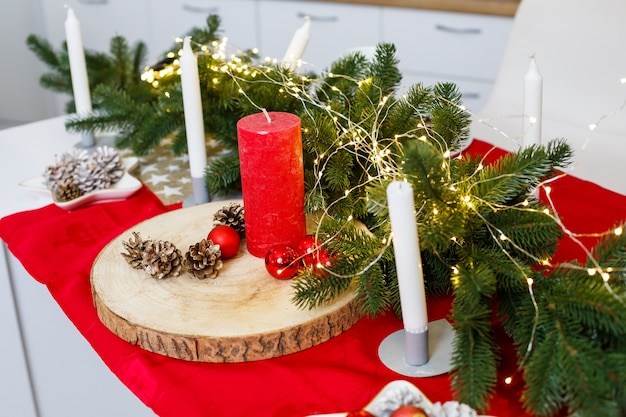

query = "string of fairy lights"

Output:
[[141, 37, 626, 367]]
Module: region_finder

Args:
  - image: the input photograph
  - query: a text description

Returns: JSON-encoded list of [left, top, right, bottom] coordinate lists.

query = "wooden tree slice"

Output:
[[91, 200, 360, 362]]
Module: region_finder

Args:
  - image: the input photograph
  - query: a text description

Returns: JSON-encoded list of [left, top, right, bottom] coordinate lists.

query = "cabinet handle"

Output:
[[435, 24, 482, 35], [182, 4, 219, 14], [297, 11, 338, 23], [462, 92, 481, 99], [78, 0, 108, 4]]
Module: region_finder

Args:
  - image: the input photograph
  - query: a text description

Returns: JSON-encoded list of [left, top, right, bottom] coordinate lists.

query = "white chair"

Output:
[[470, 0, 626, 195]]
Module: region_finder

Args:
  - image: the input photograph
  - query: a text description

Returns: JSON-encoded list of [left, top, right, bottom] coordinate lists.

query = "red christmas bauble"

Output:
[[207, 225, 241, 259], [296, 235, 320, 266], [296, 234, 334, 276], [264, 244, 300, 279]]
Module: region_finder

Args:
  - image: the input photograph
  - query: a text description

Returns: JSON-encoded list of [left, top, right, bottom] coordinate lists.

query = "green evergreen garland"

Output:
[[28, 15, 626, 416]]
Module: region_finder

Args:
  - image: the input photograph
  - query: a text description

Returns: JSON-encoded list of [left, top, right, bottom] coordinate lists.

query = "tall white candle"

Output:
[[523, 55, 543, 147], [387, 181, 429, 365], [65, 6, 94, 147], [65, 7, 92, 116], [180, 36, 209, 204], [282, 16, 311, 71], [387, 181, 428, 333]]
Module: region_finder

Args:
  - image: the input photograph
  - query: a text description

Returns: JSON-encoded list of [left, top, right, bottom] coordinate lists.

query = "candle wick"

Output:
[[262, 108, 272, 123]]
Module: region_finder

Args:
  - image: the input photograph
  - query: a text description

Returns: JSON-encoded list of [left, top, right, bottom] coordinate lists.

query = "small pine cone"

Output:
[[92, 146, 124, 184], [184, 239, 223, 279], [43, 162, 75, 189], [43, 148, 90, 187], [213, 203, 245, 237], [73, 161, 112, 194], [51, 178, 84, 202], [121, 232, 151, 270], [141, 240, 183, 279]]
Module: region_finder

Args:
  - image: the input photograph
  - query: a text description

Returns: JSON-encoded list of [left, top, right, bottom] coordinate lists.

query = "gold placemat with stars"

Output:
[[120, 138, 225, 205]]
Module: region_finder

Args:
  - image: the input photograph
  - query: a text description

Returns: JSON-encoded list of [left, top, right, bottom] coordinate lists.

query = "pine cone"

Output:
[[121, 232, 151, 270], [213, 203, 245, 237], [141, 239, 183, 279], [73, 160, 112, 194], [51, 178, 84, 202], [92, 146, 124, 184], [184, 239, 223, 279], [43, 148, 88, 189]]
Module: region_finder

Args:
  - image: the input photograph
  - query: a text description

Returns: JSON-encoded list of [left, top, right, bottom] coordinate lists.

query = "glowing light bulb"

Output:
[[615, 226, 623, 235], [527, 278, 534, 286], [602, 273, 610, 282], [587, 268, 597, 276], [499, 233, 507, 241]]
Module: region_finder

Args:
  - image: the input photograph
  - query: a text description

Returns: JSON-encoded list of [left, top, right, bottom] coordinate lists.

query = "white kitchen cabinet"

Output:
[[0, 0, 59, 126], [382, 8, 512, 112], [147, 0, 260, 63], [258, 1, 381, 73], [0, 118, 157, 417], [0, 246, 37, 417]]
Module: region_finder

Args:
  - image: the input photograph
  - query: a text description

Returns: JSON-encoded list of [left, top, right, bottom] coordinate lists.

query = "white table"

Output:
[[0, 117, 155, 417]]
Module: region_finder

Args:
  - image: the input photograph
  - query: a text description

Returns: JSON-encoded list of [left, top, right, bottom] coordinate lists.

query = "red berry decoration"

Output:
[[265, 244, 300, 279], [207, 225, 241, 259], [346, 410, 375, 417], [389, 404, 428, 417]]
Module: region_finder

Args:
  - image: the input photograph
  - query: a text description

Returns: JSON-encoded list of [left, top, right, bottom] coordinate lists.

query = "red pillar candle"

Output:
[[237, 111, 306, 258]]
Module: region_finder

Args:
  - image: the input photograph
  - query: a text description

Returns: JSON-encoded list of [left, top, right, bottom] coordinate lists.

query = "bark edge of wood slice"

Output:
[[91, 200, 361, 362]]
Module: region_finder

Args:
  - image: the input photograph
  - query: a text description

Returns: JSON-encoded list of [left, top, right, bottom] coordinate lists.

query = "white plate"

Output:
[[19, 157, 142, 211], [308, 380, 491, 417]]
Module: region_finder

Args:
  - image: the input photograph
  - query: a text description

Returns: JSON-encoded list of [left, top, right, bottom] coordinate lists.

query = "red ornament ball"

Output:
[[297, 235, 333, 266], [207, 225, 241, 259], [296, 234, 321, 266], [265, 244, 300, 279]]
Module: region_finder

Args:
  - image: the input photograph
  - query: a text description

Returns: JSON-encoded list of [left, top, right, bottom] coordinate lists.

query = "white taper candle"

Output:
[[387, 181, 429, 365], [65, 7, 91, 115], [523, 55, 543, 147], [180, 36, 209, 204], [282, 16, 311, 71], [65, 6, 94, 147]]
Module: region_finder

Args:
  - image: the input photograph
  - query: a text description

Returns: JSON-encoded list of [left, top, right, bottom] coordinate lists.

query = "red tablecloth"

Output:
[[2, 140, 625, 417]]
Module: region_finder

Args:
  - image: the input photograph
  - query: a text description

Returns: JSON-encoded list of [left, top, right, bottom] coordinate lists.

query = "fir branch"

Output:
[[451, 296, 499, 412], [205, 154, 241, 196], [26, 34, 61, 68], [522, 331, 562, 416]]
